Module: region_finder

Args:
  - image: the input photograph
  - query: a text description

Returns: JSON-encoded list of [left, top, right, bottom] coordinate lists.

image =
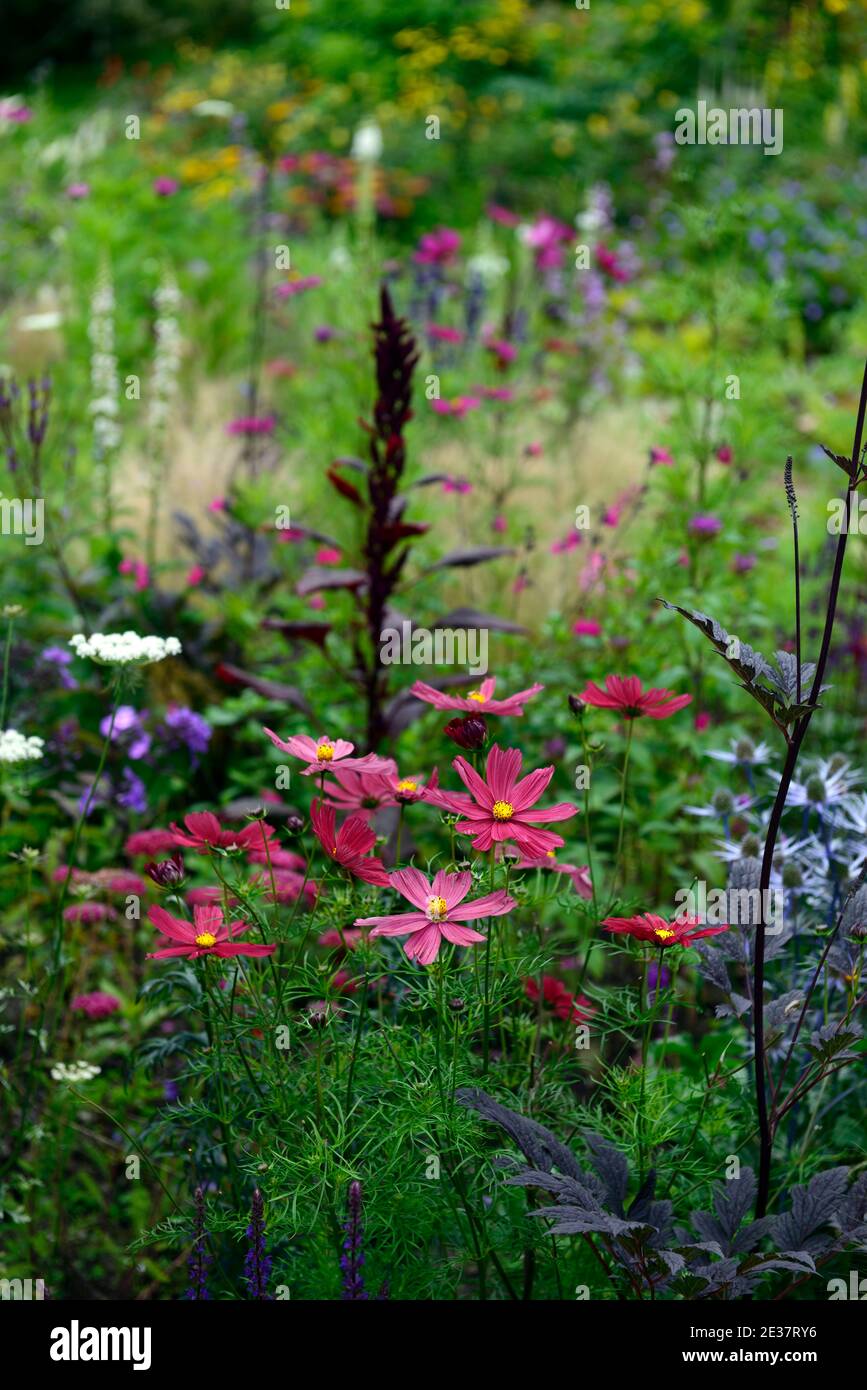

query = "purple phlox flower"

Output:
[[117, 768, 148, 814], [688, 513, 723, 538], [161, 705, 212, 763], [185, 1187, 211, 1300], [101, 706, 151, 760], [340, 1179, 368, 1300], [41, 645, 78, 690], [244, 1188, 273, 1300]]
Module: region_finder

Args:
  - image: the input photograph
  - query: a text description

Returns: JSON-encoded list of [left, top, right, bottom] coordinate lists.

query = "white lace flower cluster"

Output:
[[147, 276, 182, 433], [50, 1061, 101, 1083], [0, 728, 45, 763], [89, 267, 121, 457], [69, 631, 182, 666]]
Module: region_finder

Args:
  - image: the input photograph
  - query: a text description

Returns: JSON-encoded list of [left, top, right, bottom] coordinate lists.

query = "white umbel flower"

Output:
[[0, 728, 44, 763], [351, 119, 383, 163], [51, 1061, 101, 1083], [69, 631, 182, 666]]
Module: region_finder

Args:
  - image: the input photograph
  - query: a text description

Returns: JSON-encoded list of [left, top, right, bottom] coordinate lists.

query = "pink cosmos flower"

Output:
[[309, 801, 390, 886], [356, 866, 515, 966], [315, 546, 342, 565], [487, 203, 520, 227], [153, 176, 179, 196], [187, 564, 205, 586], [414, 227, 461, 265], [649, 446, 674, 466], [171, 812, 277, 854], [246, 845, 306, 872], [274, 275, 323, 298], [71, 991, 121, 1020], [379, 768, 439, 804], [262, 731, 355, 773], [573, 619, 601, 637], [428, 745, 578, 856], [524, 976, 594, 1022], [428, 324, 464, 344], [318, 927, 364, 951], [66, 182, 90, 200], [486, 337, 516, 367], [250, 868, 318, 906], [694, 712, 711, 733], [323, 761, 399, 820], [509, 850, 593, 899], [602, 913, 728, 949], [119, 557, 150, 591], [226, 415, 276, 437], [410, 676, 543, 717], [577, 675, 692, 720], [551, 532, 581, 555], [147, 904, 276, 960], [431, 396, 481, 418]]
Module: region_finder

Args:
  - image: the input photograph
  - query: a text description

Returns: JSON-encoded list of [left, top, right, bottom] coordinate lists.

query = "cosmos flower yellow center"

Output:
[[468, 691, 487, 702], [316, 743, 335, 761], [492, 800, 514, 821], [546, 850, 556, 859], [427, 896, 448, 921], [396, 779, 418, 792], [654, 927, 676, 941], [195, 932, 217, 948]]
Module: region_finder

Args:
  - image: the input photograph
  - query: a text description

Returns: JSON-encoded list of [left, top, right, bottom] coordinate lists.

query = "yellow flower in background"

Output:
[[266, 101, 293, 123], [587, 114, 611, 137], [824, 0, 849, 12], [680, 323, 711, 354], [162, 89, 204, 113]]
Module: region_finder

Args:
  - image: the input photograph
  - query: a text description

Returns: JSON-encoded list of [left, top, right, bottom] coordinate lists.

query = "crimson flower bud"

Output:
[[145, 852, 184, 887], [443, 715, 488, 750]]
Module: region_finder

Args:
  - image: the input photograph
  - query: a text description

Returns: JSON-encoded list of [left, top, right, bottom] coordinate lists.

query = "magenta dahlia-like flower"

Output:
[[356, 866, 515, 965], [428, 745, 578, 856], [147, 904, 276, 960], [410, 676, 543, 717], [577, 675, 692, 720], [171, 812, 277, 854]]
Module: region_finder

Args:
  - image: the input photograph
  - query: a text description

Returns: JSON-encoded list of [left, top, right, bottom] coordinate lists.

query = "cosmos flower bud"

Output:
[[284, 813, 304, 834], [443, 715, 487, 749], [145, 852, 184, 887], [568, 693, 585, 716]]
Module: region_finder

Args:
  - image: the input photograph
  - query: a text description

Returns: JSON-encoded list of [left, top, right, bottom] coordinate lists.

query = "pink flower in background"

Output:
[[442, 475, 473, 494], [578, 675, 692, 720], [579, 550, 606, 590], [318, 927, 364, 951], [411, 676, 543, 716], [603, 487, 639, 528], [265, 358, 297, 378], [119, 558, 150, 591], [509, 850, 593, 899], [171, 812, 276, 854], [226, 415, 276, 437], [310, 801, 390, 886], [485, 337, 517, 367], [414, 227, 461, 265], [595, 243, 630, 282], [487, 204, 520, 227], [573, 619, 601, 637], [125, 829, 177, 857], [308, 595, 326, 610], [315, 546, 342, 565], [716, 445, 733, 463], [431, 396, 481, 418], [153, 176, 179, 196], [186, 565, 205, 586], [71, 991, 121, 1021], [479, 385, 513, 401], [524, 975, 594, 1022], [428, 745, 577, 856], [66, 182, 90, 199], [523, 215, 572, 270], [524, 441, 542, 457], [63, 903, 118, 923], [324, 761, 399, 820], [274, 275, 323, 299], [428, 324, 464, 343], [513, 573, 528, 594], [732, 552, 757, 574], [147, 904, 276, 960], [209, 496, 227, 512], [491, 514, 507, 534], [649, 446, 674, 466], [689, 513, 722, 537], [356, 866, 515, 966], [551, 532, 581, 555], [694, 712, 711, 732]]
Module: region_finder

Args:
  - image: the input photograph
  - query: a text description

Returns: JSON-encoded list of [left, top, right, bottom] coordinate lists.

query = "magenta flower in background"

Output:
[[595, 243, 630, 282], [119, 557, 150, 591], [524, 441, 542, 457], [523, 215, 572, 270], [689, 513, 722, 537], [226, 415, 276, 437], [716, 444, 733, 463], [428, 745, 578, 857], [578, 674, 692, 720], [487, 203, 520, 227], [274, 275, 323, 299], [209, 496, 227, 512], [66, 182, 90, 199], [485, 337, 517, 367], [479, 385, 513, 401], [323, 761, 399, 820], [694, 712, 711, 732], [732, 552, 757, 574], [428, 324, 464, 344], [100, 706, 151, 760], [649, 446, 674, 466], [315, 546, 342, 565], [153, 176, 179, 196], [573, 619, 602, 637], [551, 532, 581, 555], [413, 227, 461, 265], [442, 475, 472, 494], [508, 849, 593, 899], [411, 676, 543, 717], [71, 991, 121, 1021], [430, 396, 481, 418], [0, 100, 32, 123], [41, 645, 78, 690], [356, 866, 516, 966], [64, 902, 118, 923], [186, 564, 205, 586], [491, 514, 507, 533]]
